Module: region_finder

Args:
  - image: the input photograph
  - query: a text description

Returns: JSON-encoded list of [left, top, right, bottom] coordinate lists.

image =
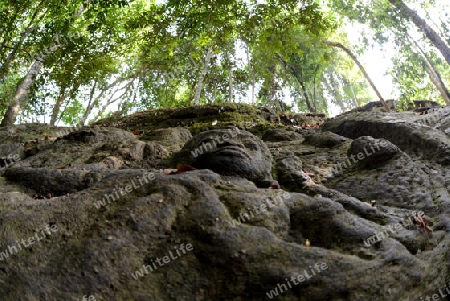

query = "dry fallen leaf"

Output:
[[176, 164, 197, 173], [162, 164, 197, 175]]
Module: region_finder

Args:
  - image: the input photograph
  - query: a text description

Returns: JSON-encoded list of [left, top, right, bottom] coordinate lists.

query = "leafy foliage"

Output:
[[0, 0, 449, 124]]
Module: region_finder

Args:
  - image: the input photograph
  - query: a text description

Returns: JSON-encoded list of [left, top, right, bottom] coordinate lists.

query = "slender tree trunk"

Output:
[[324, 75, 346, 112], [193, 47, 214, 105], [246, 45, 255, 104], [227, 52, 233, 103], [313, 77, 317, 109], [0, 3, 88, 126], [424, 65, 450, 105], [187, 81, 198, 105], [0, 59, 44, 126], [50, 85, 68, 125], [278, 56, 313, 112], [409, 37, 450, 105], [267, 66, 277, 106], [323, 40, 390, 112], [0, 26, 33, 79], [0, 2, 46, 82], [305, 82, 317, 112], [78, 80, 98, 126], [388, 0, 450, 66], [299, 78, 314, 112], [77, 76, 130, 126], [342, 76, 360, 107], [349, 83, 360, 107], [1, 37, 64, 126], [0, 10, 21, 56]]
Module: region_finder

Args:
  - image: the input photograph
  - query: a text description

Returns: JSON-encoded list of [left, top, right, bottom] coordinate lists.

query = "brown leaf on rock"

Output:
[[163, 164, 197, 175], [176, 164, 197, 173]]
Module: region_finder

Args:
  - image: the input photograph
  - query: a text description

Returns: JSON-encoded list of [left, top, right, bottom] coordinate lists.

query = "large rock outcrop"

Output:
[[0, 103, 448, 300]]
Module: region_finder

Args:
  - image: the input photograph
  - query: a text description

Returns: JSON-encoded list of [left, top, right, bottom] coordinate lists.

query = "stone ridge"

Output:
[[0, 104, 447, 300]]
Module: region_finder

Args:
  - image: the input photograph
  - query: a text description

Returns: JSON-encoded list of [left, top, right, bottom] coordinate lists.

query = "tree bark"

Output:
[[349, 82, 360, 107], [0, 24, 39, 83], [409, 36, 450, 105], [0, 59, 45, 126], [324, 74, 346, 112], [299, 77, 314, 112], [227, 52, 233, 103], [0, 1, 46, 83], [323, 40, 390, 112], [246, 45, 255, 104], [50, 85, 68, 125], [193, 47, 214, 105], [424, 67, 450, 105], [265, 66, 276, 106], [0, 3, 88, 126], [77, 76, 130, 126], [278, 56, 313, 112], [387, 0, 450, 66], [78, 80, 98, 126]]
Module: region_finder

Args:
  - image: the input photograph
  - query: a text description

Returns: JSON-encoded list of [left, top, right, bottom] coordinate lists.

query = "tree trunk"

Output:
[[266, 66, 278, 107], [342, 76, 360, 107], [50, 84, 68, 125], [193, 47, 214, 105], [299, 78, 314, 112], [78, 80, 98, 126], [0, 27, 33, 80], [278, 56, 313, 112], [324, 75, 346, 112], [388, 0, 450, 66], [77, 76, 130, 126], [424, 64, 450, 105], [349, 83, 360, 107], [409, 36, 450, 105], [0, 3, 88, 126], [0, 1, 46, 83], [246, 45, 255, 104], [323, 40, 390, 112], [426, 66, 450, 105], [0, 59, 44, 126], [228, 52, 233, 103]]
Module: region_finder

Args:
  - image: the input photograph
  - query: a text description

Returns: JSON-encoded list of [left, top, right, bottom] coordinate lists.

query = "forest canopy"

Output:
[[0, 0, 449, 126]]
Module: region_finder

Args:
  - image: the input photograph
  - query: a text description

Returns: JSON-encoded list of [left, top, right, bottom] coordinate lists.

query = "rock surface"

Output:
[[176, 127, 273, 185], [347, 136, 400, 167], [0, 103, 449, 301]]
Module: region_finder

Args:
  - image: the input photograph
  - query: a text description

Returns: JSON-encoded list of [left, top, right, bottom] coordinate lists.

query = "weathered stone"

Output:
[[303, 131, 348, 148], [141, 127, 192, 153], [0, 105, 448, 301], [12, 127, 169, 169], [262, 128, 303, 142], [276, 155, 312, 191], [176, 127, 273, 184], [323, 111, 450, 165], [347, 136, 400, 167]]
